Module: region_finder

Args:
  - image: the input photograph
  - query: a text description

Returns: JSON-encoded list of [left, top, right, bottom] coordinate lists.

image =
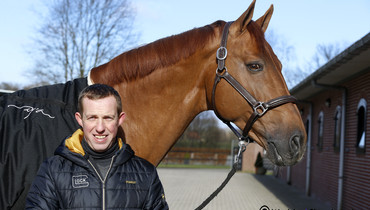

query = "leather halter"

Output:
[[211, 21, 297, 142]]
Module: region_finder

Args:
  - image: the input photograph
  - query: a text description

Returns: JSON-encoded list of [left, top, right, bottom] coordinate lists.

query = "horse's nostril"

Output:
[[290, 135, 302, 155]]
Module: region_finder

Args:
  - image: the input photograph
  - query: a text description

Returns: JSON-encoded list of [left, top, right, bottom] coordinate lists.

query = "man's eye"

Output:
[[104, 117, 115, 120]]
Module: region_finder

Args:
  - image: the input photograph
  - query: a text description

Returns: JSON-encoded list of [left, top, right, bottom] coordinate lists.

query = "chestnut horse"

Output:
[[0, 0, 306, 208], [90, 0, 306, 167]]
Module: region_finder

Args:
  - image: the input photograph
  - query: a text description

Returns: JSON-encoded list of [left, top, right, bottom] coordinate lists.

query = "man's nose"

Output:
[[95, 119, 105, 132]]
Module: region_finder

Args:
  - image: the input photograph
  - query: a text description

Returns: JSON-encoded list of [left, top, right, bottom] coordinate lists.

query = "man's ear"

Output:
[[118, 112, 126, 126], [75, 112, 83, 127]]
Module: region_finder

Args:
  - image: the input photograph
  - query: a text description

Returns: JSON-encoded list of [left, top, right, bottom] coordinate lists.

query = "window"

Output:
[[305, 116, 311, 149], [317, 111, 324, 152], [333, 106, 341, 152], [356, 99, 367, 153]]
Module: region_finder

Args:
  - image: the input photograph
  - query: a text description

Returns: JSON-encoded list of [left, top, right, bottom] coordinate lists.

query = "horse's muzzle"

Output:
[[266, 132, 306, 166]]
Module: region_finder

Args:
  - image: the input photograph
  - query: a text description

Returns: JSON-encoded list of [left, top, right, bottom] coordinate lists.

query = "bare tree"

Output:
[[265, 29, 298, 89], [309, 43, 344, 70], [266, 29, 296, 70], [292, 42, 348, 87], [0, 82, 21, 91], [267, 30, 348, 89], [177, 111, 234, 148], [28, 0, 138, 84], [265, 29, 349, 89]]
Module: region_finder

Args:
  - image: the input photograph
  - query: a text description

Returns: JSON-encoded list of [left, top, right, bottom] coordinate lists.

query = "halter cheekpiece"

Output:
[[211, 21, 298, 143], [197, 21, 298, 210]]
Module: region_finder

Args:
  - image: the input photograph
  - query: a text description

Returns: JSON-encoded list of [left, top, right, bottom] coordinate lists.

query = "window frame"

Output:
[[317, 111, 324, 152], [333, 106, 341, 152], [356, 98, 367, 154]]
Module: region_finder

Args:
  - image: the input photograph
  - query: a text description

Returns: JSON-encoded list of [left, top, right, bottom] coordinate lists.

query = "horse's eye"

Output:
[[246, 63, 263, 72]]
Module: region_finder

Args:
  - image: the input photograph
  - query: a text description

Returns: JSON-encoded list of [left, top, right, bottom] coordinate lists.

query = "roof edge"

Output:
[[290, 32, 370, 95]]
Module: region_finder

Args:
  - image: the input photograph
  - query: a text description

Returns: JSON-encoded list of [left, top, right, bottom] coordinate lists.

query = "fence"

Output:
[[161, 147, 232, 166]]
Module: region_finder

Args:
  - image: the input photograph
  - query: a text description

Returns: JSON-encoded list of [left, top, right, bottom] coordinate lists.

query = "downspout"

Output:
[[312, 80, 347, 210], [298, 101, 313, 196], [306, 103, 313, 196]]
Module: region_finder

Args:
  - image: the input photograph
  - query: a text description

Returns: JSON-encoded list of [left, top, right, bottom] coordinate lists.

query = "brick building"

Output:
[[276, 32, 370, 209]]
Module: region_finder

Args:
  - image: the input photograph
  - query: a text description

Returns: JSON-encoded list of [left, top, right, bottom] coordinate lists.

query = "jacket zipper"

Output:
[[88, 155, 116, 210]]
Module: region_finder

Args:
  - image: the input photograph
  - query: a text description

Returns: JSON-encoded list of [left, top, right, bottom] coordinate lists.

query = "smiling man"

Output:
[[75, 85, 125, 153], [26, 84, 168, 209]]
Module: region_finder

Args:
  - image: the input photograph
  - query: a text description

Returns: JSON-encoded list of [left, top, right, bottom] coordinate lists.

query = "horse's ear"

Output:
[[256, 4, 274, 33], [232, 0, 256, 33]]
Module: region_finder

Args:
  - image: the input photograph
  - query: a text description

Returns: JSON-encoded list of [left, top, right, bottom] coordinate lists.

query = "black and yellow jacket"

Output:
[[25, 129, 168, 210]]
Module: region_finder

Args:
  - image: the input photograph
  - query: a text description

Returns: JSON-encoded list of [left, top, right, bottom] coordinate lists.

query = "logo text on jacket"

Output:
[[72, 175, 89, 188]]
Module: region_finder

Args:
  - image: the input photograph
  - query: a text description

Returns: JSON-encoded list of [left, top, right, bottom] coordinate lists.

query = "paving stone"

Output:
[[158, 168, 332, 210]]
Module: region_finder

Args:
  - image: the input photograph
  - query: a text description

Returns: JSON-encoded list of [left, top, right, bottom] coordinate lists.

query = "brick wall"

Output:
[[278, 70, 370, 209], [309, 90, 341, 206], [241, 143, 264, 172], [341, 70, 370, 210]]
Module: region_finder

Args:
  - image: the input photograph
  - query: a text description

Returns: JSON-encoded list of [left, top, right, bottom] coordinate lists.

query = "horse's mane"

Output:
[[91, 21, 224, 85], [91, 20, 265, 85]]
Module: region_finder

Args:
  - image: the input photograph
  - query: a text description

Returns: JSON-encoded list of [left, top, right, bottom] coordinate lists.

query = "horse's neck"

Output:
[[117, 63, 211, 165], [90, 27, 221, 165]]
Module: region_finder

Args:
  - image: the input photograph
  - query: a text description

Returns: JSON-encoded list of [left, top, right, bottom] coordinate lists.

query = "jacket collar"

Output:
[[64, 129, 124, 156], [56, 129, 133, 166]]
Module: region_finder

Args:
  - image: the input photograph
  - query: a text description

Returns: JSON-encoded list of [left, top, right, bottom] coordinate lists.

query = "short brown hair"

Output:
[[78, 84, 122, 114]]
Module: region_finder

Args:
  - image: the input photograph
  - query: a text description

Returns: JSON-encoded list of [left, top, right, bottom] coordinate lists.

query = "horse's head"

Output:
[[209, 0, 306, 166]]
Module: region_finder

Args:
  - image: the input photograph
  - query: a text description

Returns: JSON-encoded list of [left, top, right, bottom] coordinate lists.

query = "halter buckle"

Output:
[[215, 67, 227, 77], [253, 102, 268, 117], [216, 47, 228, 60]]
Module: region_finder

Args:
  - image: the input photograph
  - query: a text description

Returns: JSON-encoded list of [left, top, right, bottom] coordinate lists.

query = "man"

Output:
[[26, 84, 168, 209]]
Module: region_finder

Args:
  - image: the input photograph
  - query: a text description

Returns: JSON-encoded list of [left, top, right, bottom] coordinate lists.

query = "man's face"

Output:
[[75, 96, 125, 152]]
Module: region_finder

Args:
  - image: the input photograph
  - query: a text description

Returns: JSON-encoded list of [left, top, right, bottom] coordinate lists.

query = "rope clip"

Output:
[[235, 139, 249, 163]]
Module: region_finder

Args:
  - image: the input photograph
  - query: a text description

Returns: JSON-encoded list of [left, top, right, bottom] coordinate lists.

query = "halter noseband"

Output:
[[211, 21, 297, 142]]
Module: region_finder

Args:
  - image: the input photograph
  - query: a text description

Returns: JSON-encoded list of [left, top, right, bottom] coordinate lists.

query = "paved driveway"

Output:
[[158, 168, 332, 210]]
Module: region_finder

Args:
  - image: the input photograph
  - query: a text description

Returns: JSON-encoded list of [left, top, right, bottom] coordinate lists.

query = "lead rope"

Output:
[[194, 140, 249, 210], [194, 21, 246, 210]]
